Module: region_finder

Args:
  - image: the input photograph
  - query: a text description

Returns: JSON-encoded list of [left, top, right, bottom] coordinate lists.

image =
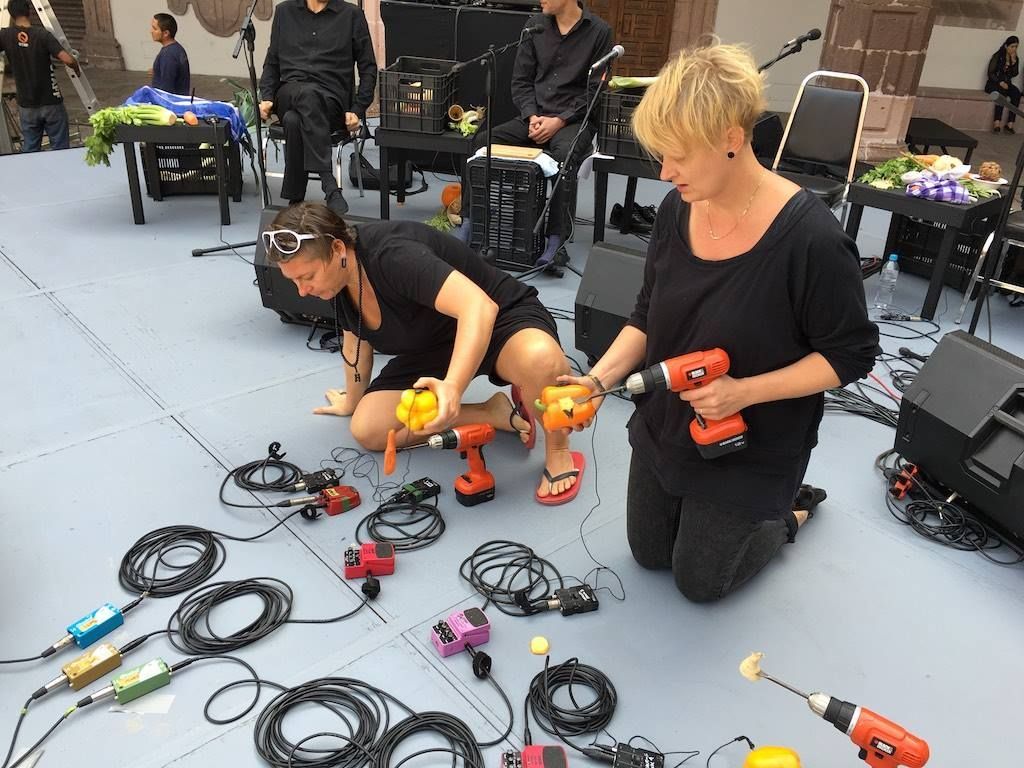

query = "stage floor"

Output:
[[1, 135, 1021, 768]]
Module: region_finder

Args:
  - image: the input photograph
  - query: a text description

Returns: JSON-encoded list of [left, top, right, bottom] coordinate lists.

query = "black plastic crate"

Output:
[[467, 157, 545, 268], [141, 141, 242, 198], [892, 216, 993, 293], [597, 88, 646, 160], [379, 57, 457, 134]]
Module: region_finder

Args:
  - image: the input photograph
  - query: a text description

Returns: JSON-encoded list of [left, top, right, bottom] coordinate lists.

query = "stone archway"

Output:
[[81, 0, 124, 69]]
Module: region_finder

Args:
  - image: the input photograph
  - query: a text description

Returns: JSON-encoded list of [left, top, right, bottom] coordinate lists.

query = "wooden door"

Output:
[[588, 0, 677, 76]]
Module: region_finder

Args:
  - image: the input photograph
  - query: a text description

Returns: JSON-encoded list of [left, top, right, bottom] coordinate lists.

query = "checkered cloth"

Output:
[[906, 178, 973, 205]]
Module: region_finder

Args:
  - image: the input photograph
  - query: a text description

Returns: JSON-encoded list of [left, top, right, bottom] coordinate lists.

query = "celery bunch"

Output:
[[85, 105, 178, 167]]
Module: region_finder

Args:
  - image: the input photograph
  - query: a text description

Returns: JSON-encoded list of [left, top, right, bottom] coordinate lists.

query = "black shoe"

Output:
[[636, 203, 657, 225], [1007, 125, 1016, 135], [793, 484, 827, 516], [609, 202, 652, 233], [326, 188, 349, 216]]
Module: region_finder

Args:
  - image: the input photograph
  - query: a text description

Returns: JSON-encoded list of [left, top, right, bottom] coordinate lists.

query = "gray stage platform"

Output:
[[1, 135, 1022, 768]]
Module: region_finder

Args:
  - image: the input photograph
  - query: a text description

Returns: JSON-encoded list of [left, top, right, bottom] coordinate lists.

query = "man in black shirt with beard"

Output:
[[258, 0, 377, 214], [457, 0, 611, 266]]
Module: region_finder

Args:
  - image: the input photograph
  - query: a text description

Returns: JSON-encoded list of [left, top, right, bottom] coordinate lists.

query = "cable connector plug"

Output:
[[361, 574, 381, 600], [582, 746, 616, 764], [546, 585, 599, 616]]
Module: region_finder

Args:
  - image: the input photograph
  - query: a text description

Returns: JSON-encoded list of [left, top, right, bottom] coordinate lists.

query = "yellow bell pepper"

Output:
[[534, 384, 595, 432], [742, 746, 801, 768], [395, 389, 438, 432]]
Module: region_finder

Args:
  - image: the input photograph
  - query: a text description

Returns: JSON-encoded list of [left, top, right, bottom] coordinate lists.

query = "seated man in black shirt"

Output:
[[258, 0, 377, 215], [0, 0, 79, 152], [459, 0, 611, 265], [265, 203, 586, 505], [562, 44, 878, 601]]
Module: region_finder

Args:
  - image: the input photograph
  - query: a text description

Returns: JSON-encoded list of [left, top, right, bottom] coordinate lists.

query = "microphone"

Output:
[[523, 24, 544, 35], [785, 28, 821, 47], [589, 44, 625, 74]]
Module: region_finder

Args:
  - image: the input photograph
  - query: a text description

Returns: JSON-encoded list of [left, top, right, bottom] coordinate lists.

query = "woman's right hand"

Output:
[[1001, 81, 1009, 89], [313, 388, 356, 417], [553, 374, 604, 433]]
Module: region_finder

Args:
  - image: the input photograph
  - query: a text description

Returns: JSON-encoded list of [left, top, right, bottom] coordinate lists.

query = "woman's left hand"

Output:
[[413, 377, 462, 433], [678, 375, 753, 421]]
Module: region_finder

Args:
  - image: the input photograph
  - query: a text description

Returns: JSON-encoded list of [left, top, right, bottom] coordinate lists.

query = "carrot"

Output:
[[183, 111, 199, 126]]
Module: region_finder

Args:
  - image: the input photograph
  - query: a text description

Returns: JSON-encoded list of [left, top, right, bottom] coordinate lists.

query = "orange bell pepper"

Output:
[[534, 384, 595, 432]]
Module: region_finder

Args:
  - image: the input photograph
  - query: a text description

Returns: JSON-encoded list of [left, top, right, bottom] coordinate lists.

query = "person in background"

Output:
[[150, 13, 190, 96], [0, 0, 79, 151], [561, 43, 878, 602], [986, 35, 1020, 134], [456, 0, 611, 266], [258, 0, 377, 216]]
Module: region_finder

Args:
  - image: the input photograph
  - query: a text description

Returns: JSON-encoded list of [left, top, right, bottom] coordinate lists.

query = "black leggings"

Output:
[[987, 81, 1022, 123], [625, 452, 808, 603]]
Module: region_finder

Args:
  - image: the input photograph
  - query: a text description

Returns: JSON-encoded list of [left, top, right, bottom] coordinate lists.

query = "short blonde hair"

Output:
[[632, 42, 767, 160]]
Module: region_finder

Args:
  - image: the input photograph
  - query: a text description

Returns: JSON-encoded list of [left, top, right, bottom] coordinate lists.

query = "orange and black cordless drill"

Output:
[[421, 423, 496, 507], [619, 348, 748, 459]]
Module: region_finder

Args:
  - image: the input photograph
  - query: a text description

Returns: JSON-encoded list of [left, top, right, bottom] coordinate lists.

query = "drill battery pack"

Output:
[[502, 745, 568, 768], [343, 542, 396, 579], [690, 413, 748, 459], [431, 607, 491, 657]]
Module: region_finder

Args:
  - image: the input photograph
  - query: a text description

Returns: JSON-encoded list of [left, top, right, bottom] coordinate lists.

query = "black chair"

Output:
[[262, 121, 366, 198], [956, 212, 1024, 322], [772, 70, 869, 212]]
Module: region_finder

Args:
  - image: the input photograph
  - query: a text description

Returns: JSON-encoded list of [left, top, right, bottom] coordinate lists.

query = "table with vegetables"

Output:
[[845, 153, 1007, 320]]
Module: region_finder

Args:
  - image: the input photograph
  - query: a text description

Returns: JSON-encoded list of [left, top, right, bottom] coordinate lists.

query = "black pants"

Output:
[[275, 82, 344, 201], [625, 452, 808, 603], [468, 117, 593, 237], [987, 80, 1022, 123]]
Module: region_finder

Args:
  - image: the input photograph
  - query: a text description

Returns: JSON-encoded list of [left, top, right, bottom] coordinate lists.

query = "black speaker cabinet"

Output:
[[896, 330, 1024, 538], [574, 242, 645, 364], [254, 206, 373, 327]]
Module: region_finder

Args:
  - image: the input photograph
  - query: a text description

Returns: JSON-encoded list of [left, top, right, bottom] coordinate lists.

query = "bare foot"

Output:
[[537, 448, 577, 499], [484, 392, 531, 445], [794, 509, 809, 527]]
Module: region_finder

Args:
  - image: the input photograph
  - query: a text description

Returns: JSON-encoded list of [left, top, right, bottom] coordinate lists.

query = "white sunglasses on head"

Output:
[[261, 229, 329, 256]]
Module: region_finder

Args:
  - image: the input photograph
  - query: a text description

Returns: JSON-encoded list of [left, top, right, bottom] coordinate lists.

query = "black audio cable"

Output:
[[374, 711, 484, 768], [355, 499, 446, 552], [219, 442, 305, 509], [118, 509, 316, 598], [167, 577, 375, 656], [704, 736, 755, 767], [525, 657, 617, 755], [459, 541, 565, 617]]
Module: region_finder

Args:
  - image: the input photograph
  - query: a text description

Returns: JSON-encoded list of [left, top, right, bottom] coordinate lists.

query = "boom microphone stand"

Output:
[[192, 0, 267, 257]]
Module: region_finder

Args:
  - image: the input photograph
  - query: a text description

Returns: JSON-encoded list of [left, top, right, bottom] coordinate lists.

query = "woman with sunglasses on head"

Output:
[[263, 202, 584, 505]]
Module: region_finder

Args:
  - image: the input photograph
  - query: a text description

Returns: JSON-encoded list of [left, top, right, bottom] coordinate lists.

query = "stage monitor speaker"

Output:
[[574, 242, 645, 364], [896, 330, 1024, 539], [254, 206, 373, 327]]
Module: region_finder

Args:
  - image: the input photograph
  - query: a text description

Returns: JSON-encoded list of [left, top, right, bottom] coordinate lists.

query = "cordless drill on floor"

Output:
[[620, 348, 748, 458], [404, 424, 496, 507]]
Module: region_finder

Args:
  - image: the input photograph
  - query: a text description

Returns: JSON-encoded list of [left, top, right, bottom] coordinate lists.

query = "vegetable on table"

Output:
[[84, 105, 179, 167]]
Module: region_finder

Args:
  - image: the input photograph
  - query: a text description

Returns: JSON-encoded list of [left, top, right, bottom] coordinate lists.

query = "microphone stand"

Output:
[[758, 40, 807, 73], [192, 0, 267, 257], [455, 32, 529, 266], [967, 93, 1024, 334], [514, 59, 614, 280]]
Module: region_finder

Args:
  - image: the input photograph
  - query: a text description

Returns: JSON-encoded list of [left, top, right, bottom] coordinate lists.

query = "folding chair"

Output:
[[262, 120, 366, 197]]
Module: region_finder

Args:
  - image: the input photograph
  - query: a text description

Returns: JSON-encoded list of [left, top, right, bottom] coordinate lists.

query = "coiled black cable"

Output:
[[249, 677, 405, 768], [525, 657, 617, 753], [220, 444, 304, 506], [119, 525, 228, 597], [459, 541, 564, 616], [167, 577, 371, 655], [355, 500, 446, 552], [373, 711, 483, 768]]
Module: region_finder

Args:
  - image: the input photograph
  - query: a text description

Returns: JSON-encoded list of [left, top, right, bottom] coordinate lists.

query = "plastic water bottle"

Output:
[[874, 253, 900, 309]]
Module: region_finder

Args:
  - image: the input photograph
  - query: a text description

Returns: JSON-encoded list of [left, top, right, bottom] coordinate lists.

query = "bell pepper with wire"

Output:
[[395, 389, 439, 432], [534, 385, 595, 432]]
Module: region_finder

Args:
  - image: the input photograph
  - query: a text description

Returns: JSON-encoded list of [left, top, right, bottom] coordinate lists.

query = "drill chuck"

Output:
[[810, 693, 859, 735], [623, 364, 668, 396]]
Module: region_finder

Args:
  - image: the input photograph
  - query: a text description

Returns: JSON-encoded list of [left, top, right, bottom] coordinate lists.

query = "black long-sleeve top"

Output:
[[626, 189, 879, 510], [511, 4, 612, 124], [259, 0, 377, 117], [987, 48, 1019, 86]]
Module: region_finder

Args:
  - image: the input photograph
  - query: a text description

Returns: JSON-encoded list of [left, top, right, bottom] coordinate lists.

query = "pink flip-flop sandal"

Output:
[[510, 384, 536, 450], [536, 451, 585, 506]]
